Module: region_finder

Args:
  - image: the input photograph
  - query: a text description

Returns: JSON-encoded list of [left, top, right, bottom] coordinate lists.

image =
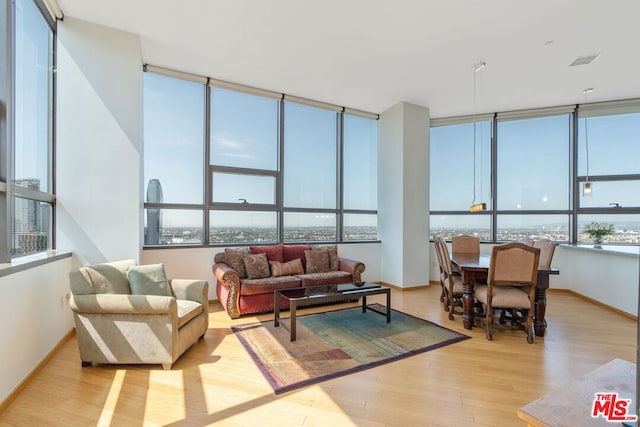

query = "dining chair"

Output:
[[533, 238, 556, 269], [451, 234, 480, 254], [473, 242, 541, 343], [434, 236, 464, 320], [517, 237, 535, 246]]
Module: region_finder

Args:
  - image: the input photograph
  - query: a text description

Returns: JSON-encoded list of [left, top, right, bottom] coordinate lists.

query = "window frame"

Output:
[[142, 67, 379, 248], [429, 101, 640, 245], [0, 0, 57, 261]]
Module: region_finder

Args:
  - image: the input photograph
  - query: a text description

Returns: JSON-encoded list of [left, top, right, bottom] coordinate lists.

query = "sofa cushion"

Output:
[[225, 247, 250, 279], [305, 249, 330, 273], [243, 253, 271, 279], [240, 276, 301, 296], [250, 244, 284, 263], [126, 264, 173, 297], [312, 244, 339, 271], [176, 299, 203, 328], [298, 271, 352, 287], [283, 244, 310, 269], [269, 258, 304, 277]]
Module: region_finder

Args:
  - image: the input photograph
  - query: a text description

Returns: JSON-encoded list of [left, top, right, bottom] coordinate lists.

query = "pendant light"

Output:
[[582, 88, 593, 196], [470, 61, 487, 213]]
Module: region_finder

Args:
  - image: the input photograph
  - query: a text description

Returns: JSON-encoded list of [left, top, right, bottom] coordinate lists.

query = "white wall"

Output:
[[142, 243, 382, 301], [378, 102, 430, 287], [55, 18, 143, 265], [556, 245, 639, 316], [0, 257, 74, 403]]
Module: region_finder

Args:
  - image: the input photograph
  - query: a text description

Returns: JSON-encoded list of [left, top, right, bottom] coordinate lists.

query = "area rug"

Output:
[[231, 304, 470, 394]]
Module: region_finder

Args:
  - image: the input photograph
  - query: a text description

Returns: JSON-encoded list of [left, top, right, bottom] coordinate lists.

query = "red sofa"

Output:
[[213, 244, 365, 318]]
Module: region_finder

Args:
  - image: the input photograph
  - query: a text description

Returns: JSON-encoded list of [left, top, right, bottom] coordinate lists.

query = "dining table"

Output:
[[450, 251, 560, 337]]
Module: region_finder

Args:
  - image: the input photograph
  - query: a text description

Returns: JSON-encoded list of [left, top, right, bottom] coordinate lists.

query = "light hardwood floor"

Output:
[[0, 285, 636, 426]]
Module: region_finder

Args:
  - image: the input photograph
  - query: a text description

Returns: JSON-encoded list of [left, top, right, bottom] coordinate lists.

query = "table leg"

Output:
[[535, 288, 547, 337], [290, 301, 297, 342], [274, 291, 280, 327], [362, 295, 367, 313], [462, 280, 474, 330], [386, 289, 391, 323]]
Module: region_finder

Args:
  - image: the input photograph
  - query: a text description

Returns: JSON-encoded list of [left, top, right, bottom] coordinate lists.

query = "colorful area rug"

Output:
[[232, 304, 470, 394]]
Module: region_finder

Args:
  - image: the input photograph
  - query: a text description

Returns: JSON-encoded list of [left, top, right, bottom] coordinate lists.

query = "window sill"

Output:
[[0, 250, 72, 278], [560, 243, 640, 257]]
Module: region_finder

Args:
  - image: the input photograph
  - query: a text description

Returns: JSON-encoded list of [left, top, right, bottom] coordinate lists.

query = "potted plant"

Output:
[[582, 222, 615, 248]]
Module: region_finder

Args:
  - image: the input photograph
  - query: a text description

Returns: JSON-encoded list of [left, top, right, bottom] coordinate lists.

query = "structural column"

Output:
[[377, 102, 430, 287]]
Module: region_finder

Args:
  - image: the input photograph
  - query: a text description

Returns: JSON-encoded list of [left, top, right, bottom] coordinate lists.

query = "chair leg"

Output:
[[486, 309, 494, 340]]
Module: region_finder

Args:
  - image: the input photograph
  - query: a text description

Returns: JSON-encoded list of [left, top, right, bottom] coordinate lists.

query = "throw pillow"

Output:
[[269, 259, 304, 277], [126, 264, 173, 297], [312, 244, 339, 271], [304, 249, 330, 274], [225, 247, 250, 279], [243, 253, 271, 279], [250, 244, 284, 263], [283, 244, 311, 269]]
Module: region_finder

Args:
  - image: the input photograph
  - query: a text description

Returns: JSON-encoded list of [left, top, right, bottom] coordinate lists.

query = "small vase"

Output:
[[593, 236, 603, 248]]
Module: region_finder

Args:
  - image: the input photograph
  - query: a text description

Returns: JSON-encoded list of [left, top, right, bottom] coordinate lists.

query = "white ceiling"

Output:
[[56, 0, 640, 118]]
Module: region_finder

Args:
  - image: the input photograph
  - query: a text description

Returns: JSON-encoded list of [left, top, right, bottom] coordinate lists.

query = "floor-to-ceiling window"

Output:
[[576, 101, 640, 244], [430, 101, 640, 244], [143, 67, 378, 247], [0, 0, 55, 261]]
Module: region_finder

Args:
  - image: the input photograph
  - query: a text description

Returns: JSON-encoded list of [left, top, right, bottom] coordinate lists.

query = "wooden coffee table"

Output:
[[274, 282, 391, 341]]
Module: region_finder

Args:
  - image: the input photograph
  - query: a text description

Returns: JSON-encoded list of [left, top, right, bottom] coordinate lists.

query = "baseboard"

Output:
[[548, 288, 637, 321], [0, 328, 75, 415]]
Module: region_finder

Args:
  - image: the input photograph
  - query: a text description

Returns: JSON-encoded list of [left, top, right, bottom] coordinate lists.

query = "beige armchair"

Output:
[[68, 259, 209, 370]]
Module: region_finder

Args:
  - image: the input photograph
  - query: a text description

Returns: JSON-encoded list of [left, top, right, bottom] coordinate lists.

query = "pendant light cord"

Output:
[[472, 69, 477, 205], [584, 90, 590, 182]]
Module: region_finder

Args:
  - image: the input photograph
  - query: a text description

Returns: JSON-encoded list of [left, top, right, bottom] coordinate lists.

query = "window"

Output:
[[495, 113, 571, 241], [343, 113, 378, 240], [429, 119, 491, 240], [430, 103, 640, 245], [1, 0, 56, 259], [576, 106, 640, 244], [496, 115, 570, 211], [142, 68, 379, 246], [209, 87, 280, 244], [143, 72, 205, 245]]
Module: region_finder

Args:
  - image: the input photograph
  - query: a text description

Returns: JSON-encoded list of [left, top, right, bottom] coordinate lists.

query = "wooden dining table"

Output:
[[450, 251, 560, 337]]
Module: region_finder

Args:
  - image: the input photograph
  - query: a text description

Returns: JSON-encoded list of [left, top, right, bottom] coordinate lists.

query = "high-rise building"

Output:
[[146, 179, 163, 244], [12, 178, 48, 255]]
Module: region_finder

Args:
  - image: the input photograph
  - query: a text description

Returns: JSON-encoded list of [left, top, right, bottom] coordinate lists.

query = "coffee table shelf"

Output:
[[274, 282, 391, 342]]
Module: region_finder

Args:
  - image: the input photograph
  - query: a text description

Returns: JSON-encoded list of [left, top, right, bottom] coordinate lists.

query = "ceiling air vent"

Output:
[[569, 54, 600, 67]]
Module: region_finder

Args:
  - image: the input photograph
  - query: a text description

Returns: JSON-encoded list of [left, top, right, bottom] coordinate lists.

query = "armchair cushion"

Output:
[[126, 264, 172, 296], [176, 300, 204, 328]]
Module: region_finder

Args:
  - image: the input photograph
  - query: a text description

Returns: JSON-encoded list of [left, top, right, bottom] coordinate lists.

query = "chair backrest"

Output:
[[451, 234, 480, 254], [533, 238, 556, 269], [488, 242, 540, 288], [517, 237, 535, 246], [434, 236, 454, 276]]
